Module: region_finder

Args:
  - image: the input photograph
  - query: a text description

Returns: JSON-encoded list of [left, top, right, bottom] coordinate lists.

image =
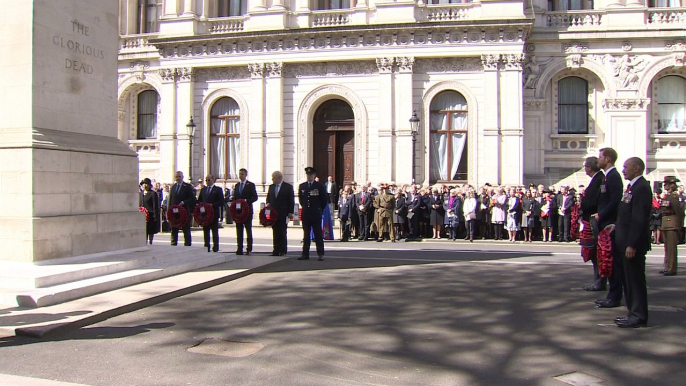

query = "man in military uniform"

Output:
[[373, 183, 396, 242], [298, 167, 328, 261], [659, 176, 684, 276]]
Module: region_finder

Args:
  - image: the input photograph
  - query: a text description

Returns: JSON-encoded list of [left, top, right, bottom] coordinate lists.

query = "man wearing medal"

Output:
[[298, 167, 328, 261]]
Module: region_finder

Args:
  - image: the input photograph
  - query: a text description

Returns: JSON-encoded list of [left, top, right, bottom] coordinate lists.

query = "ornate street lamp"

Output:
[[409, 111, 420, 185], [186, 116, 197, 183]]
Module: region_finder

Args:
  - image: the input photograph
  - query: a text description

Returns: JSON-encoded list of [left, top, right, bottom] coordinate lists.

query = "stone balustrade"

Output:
[[120, 34, 158, 52], [550, 134, 598, 152], [208, 17, 246, 33], [311, 9, 353, 27], [426, 4, 477, 22], [651, 133, 686, 153], [546, 11, 605, 28], [647, 8, 686, 25], [128, 139, 160, 160]]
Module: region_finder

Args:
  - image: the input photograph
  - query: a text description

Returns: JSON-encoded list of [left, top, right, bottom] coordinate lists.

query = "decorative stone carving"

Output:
[[621, 41, 633, 52], [602, 98, 650, 110], [523, 99, 547, 111], [117, 110, 126, 121], [523, 56, 554, 89], [195, 67, 251, 82], [666, 40, 686, 51], [395, 57, 414, 73], [177, 67, 194, 82], [595, 54, 650, 89], [266, 62, 283, 77], [674, 52, 685, 67], [414, 58, 483, 73], [481, 54, 500, 70], [283, 61, 378, 78], [563, 42, 589, 54], [376, 57, 394, 73], [158, 68, 177, 82], [248, 63, 265, 78], [566, 54, 583, 69], [503, 54, 526, 70]]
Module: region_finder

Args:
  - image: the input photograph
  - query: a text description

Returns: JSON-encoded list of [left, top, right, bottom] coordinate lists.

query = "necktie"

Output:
[[176, 183, 181, 195], [626, 184, 632, 193], [275, 184, 280, 197], [361, 194, 365, 204], [239, 182, 244, 196], [309, 182, 312, 189]]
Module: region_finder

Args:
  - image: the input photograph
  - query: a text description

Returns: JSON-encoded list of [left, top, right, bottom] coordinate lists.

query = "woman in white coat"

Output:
[[491, 187, 507, 240], [463, 190, 478, 242]]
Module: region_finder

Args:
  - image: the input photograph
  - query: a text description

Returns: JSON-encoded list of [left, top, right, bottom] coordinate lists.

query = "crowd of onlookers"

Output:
[[141, 177, 686, 245]]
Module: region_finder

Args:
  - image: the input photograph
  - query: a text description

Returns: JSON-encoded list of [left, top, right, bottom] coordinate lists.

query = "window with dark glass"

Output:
[[648, 0, 681, 7], [657, 76, 686, 133], [210, 98, 240, 180], [137, 90, 158, 139], [316, 0, 352, 10], [429, 91, 468, 182], [137, 0, 160, 33], [558, 77, 588, 134], [547, 0, 594, 10], [217, 0, 247, 16]]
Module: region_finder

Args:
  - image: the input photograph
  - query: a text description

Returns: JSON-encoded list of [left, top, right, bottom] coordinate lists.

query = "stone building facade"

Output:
[[117, 0, 686, 192]]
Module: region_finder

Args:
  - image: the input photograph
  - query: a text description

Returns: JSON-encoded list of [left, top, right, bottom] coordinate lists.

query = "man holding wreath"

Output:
[[169, 171, 196, 246], [198, 174, 225, 252]]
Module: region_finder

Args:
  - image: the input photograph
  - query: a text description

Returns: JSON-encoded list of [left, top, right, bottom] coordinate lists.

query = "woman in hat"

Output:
[[139, 178, 160, 244]]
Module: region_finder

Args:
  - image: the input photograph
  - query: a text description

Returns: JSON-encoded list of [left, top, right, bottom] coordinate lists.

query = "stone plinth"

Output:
[[0, 0, 144, 262]]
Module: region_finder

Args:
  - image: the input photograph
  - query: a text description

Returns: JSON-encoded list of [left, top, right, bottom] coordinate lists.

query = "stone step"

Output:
[[0, 249, 236, 308], [0, 246, 197, 289]]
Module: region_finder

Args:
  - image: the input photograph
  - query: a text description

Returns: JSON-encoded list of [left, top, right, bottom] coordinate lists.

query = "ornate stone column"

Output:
[[265, 62, 284, 185], [376, 57, 395, 183], [394, 57, 415, 185], [481, 54, 501, 184], [158, 68, 179, 181], [248, 63, 265, 187], [500, 54, 525, 185]]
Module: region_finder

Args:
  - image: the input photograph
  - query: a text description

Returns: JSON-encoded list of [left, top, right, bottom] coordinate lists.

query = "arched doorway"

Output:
[[313, 99, 355, 185]]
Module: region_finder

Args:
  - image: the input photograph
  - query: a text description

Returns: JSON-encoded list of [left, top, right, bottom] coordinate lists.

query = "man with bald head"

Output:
[[266, 171, 295, 256]]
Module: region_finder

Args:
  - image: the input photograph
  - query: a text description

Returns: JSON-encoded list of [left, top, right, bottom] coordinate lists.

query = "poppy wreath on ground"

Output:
[[259, 206, 279, 227], [193, 203, 215, 228], [167, 204, 189, 228], [229, 199, 250, 224], [597, 229, 613, 278], [139, 206, 150, 223]]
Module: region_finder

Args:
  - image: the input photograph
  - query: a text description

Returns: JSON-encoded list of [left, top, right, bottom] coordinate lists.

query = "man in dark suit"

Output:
[[325, 176, 338, 210], [198, 174, 224, 252], [232, 168, 258, 255], [610, 157, 652, 328], [169, 171, 196, 246], [338, 191, 353, 241], [556, 185, 575, 242], [593, 147, 624, 308], [355, 186, 373, 240], [266, 170, 295, 256], [298, 167, 328, 260], [580, 156, 605, 291]]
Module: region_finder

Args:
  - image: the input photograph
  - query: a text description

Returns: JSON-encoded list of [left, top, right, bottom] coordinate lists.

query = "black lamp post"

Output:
[[409, 111, 420, 185], [186, 116, 197, 183]]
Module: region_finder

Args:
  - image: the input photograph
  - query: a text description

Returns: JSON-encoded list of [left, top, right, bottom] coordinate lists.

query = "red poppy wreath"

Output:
[[167, 204, 189, 228], [193, 203, 215, 227], [229, 199, 250, 224]]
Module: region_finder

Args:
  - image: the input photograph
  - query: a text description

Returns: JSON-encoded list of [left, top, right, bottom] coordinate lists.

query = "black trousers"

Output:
[[607, 237, 626, 302], [272, 217, 288, 255], [302, 213, 324, 257], [236, 221, 253, 252], [622, 251, 648, 323], [358, 212, 369, 240], [171, 224, 191, 246], [408, 214, 420, 238], [558, 213, 571, 241], [203, 217, 219, 251]]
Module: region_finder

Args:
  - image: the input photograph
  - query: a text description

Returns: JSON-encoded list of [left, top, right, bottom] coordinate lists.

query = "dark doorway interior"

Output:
[[313, 99, 355, 186]]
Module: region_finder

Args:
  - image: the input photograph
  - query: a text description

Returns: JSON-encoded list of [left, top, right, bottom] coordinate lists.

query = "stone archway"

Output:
[[297, 85, 368, 183]]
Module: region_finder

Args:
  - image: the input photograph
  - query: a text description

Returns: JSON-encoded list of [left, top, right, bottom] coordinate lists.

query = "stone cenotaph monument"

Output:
[[0, 0, 144, 263]]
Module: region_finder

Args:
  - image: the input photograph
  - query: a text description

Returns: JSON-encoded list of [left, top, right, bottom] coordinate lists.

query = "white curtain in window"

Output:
[[655, 0, 680, 7], [137, 90, 157, 139], [210, 98, 240, 179], [430, 133, 448, 181], [657, 76, 686, 133], [558, 77, 588, 134], [429, 91, 468, 181]]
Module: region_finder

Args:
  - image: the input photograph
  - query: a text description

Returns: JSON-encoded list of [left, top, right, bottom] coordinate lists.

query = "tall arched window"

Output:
[[429, 91, 468, 182], [137, 90, 158, 139], [210, 97, 240, 180], [657, 76, 686, 133], [558, 76, 588, 134], [217, 0, 247, 16], [137, 0, 161, 33]]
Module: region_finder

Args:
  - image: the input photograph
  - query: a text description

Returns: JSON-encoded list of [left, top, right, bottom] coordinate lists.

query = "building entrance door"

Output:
[[313, 99, 355, 186]]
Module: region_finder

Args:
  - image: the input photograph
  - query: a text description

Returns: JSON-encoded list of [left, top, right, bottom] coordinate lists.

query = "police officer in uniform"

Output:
[[659, 176, 684, 276], [298, 167, 328, 261]]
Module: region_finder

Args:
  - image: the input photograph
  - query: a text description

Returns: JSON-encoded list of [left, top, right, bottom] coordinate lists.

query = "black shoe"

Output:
[[658, 269, 667, 274], [279, 252, 287, 256], [297, 256, 309, 260], [663, 271, 677, 276], [616, 319, 647, 328], [269, 252, 279, 256], [318, 256, 324, 261], [236, 250, 244, 255], [245, 251, 251, 255], [597, 299, 621, 308], [184, 243, 192, 246], [170, 243, 177, 246], [594, 298, 608, 305], [583, 285, 605, 292], [614, 316, 629, 323], [376, 239, 383, 242], [213, 247, 219, 252]]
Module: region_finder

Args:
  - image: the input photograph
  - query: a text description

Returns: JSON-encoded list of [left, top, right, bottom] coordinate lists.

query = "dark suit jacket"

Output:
[[581, 171, 603, 221], [354, 192, 373, 214], [298, 180, 328, 217], [556, 193, 575, 216], [199, 185, 224, 211], [338, 197, 353, 222], [266, 182, 295, 220], [597, 167, 623, 229], [169, 182, 196, 215], [232, 180, 258, 217], [615, 176, 652, 255]]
